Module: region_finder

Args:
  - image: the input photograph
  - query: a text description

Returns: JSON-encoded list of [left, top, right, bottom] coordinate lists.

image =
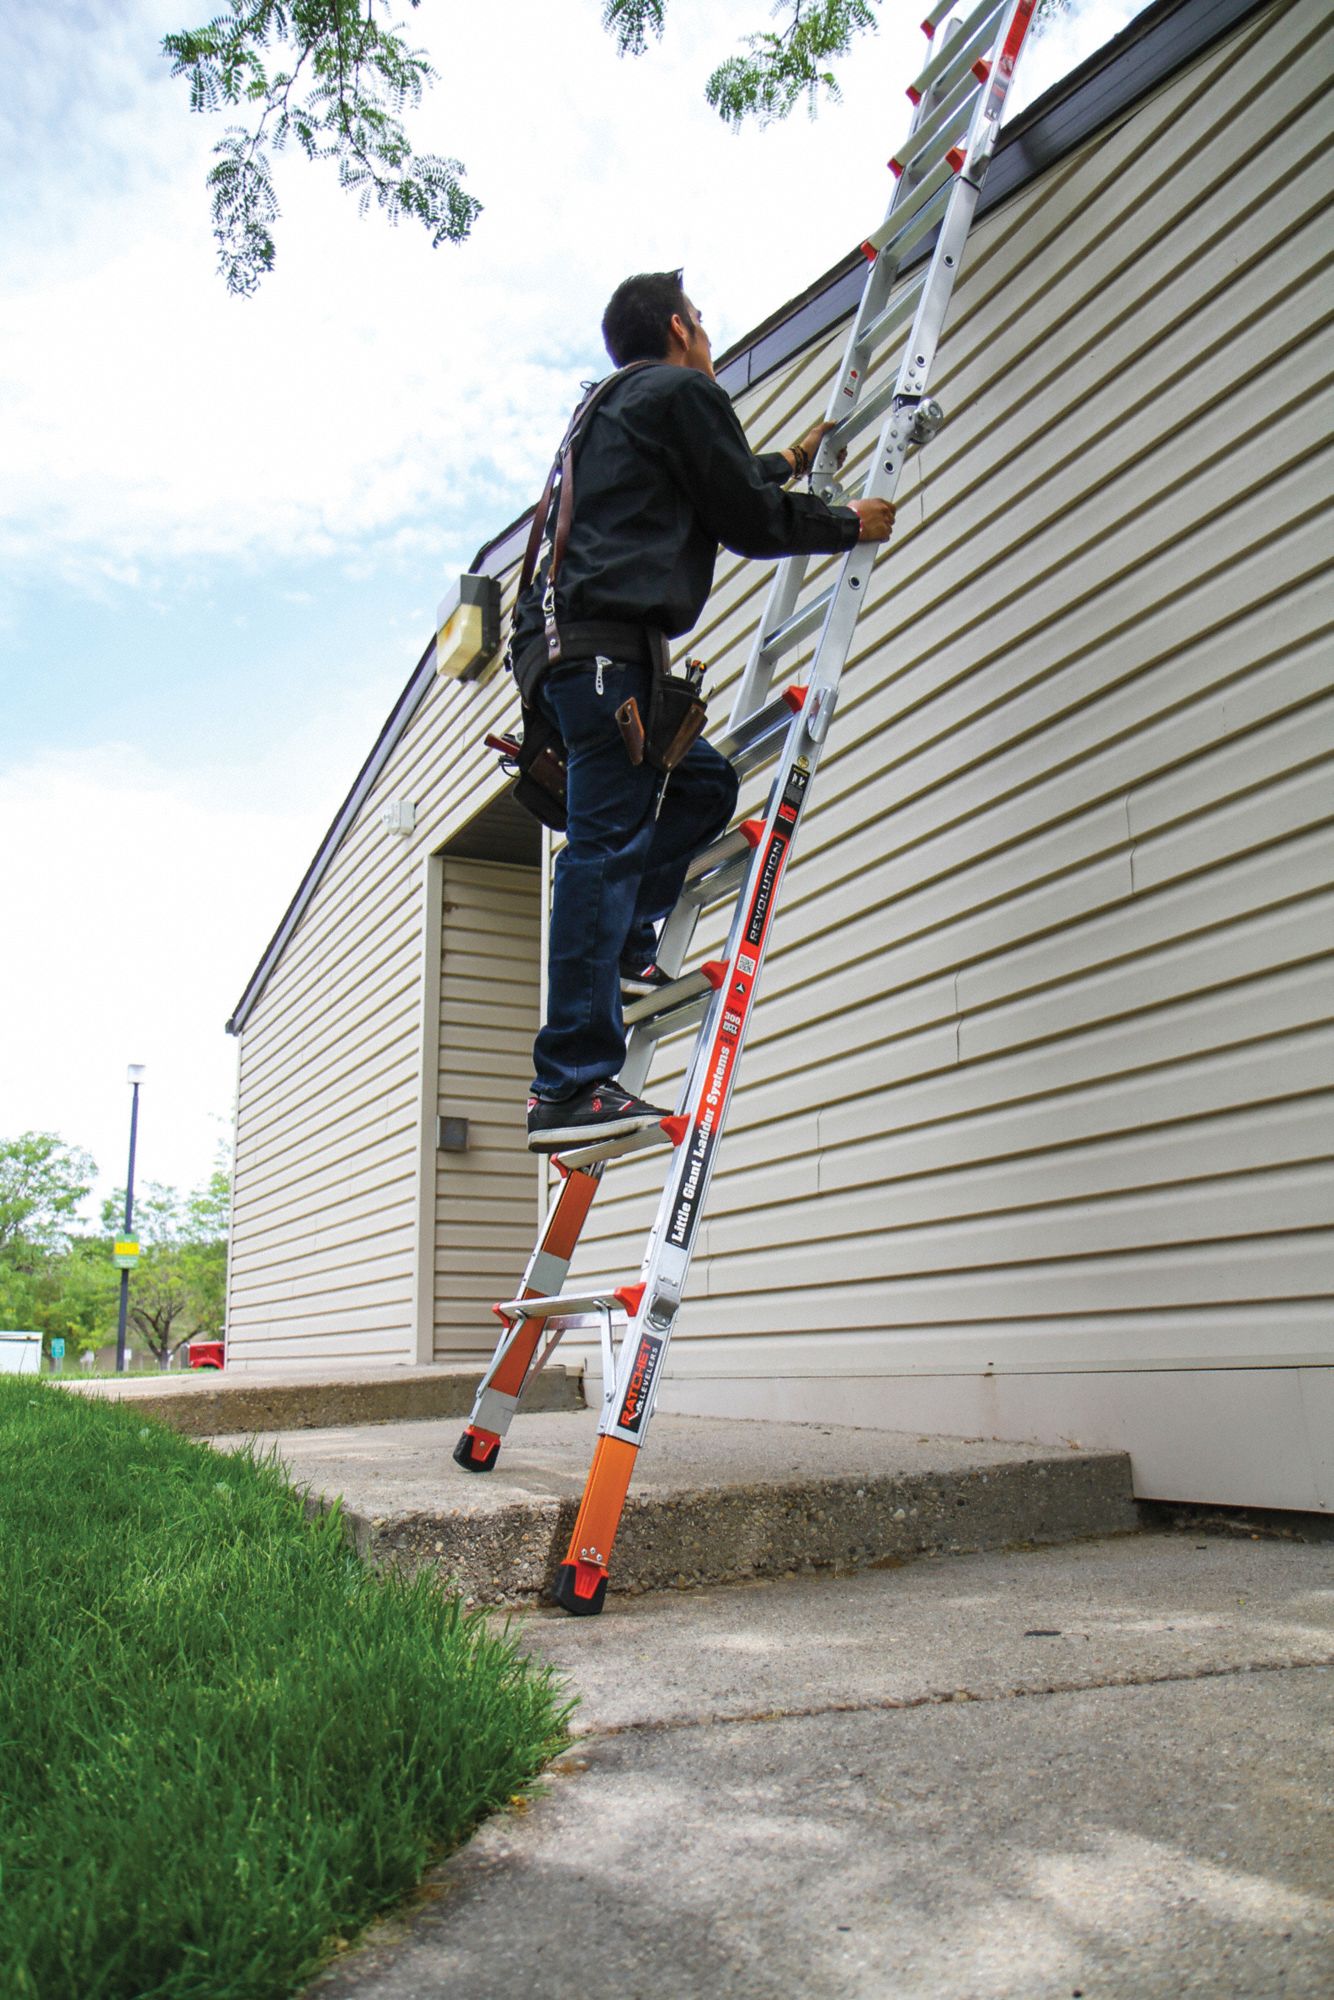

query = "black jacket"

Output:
[[510, 363, 859, 692]]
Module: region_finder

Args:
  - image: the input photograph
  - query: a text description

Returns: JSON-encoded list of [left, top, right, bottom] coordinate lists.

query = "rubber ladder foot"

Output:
[[552, 1560, 608, 1617], [452, 1427, 500, 1474]]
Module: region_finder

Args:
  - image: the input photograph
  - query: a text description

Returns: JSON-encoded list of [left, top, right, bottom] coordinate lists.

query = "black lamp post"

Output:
[[114, 1064, 146, 1374]]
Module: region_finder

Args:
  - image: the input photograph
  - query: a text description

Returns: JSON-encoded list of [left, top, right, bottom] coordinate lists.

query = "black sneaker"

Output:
[[526, 1082, 670, 1154], [619, 957, 674, 997]]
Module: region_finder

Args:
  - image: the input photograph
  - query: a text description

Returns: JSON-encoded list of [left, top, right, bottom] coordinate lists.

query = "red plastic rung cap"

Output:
[[888, 157, 904, 178], [491, 1302, 514, 1324], [860, 240, 877, 263], [973, 57, 991, 81], [739, 818, 766, 848], [906, 83, 922, 105], [614, 1283, 646, 1317], [920, 17, 934, 37], [946, 146, 966, 172], [783, 683, 808, 711], [659, 1114, 690, 1146], [572, 1559, 607, 1601], [701, 959, 729, 988]]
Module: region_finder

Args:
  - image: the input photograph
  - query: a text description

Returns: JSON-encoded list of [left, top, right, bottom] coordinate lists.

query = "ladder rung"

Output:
[[635, 988, 713, 1045], [623, 966, 713, 1025], [864, 157, 956, 265], [555, 1118, 685, 1170], [921, 1, 957, 36], [908, 0, 1004, 105], [759, 584, 836, 666], [682, 849, 749, 913], [684, 823, 753, 890], [851, 273, 927, 375], [716, 682, 806, 773], [832, 373, 903, 452], [495, 1289, 626, 1322], [890, 65, 980, 181]]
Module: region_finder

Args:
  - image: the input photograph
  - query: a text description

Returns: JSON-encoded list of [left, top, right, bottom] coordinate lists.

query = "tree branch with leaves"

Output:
[[163, 0, 479, 295], [166, 0, 1077, 292]]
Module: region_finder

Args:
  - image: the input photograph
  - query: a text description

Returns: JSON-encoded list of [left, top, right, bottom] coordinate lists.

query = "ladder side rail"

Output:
[[724, 38, 958, 734], [454, 1162, 603, 1463]]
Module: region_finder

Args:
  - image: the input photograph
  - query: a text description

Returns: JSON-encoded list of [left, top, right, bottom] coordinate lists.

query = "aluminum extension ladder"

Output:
[[455, 0, 1039, 1614]]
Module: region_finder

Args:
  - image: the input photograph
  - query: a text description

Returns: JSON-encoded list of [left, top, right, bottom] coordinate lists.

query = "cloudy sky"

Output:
[[0, 0, 1148, 1221]]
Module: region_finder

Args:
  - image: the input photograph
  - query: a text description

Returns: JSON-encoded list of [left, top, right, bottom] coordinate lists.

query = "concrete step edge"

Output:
[[342, 1450, 1139, 1605], [60, 1366, 584, 1435]]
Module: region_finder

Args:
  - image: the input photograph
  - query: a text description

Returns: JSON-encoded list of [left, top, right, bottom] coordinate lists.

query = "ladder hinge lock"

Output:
[[909, 399, 946, 445]]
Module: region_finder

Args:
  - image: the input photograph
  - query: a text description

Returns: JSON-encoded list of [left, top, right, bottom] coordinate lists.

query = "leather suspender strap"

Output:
[[513, 359, 659, 664]]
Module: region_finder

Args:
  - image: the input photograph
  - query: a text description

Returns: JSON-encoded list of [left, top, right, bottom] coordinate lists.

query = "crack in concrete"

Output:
[[579, 1653, 1334, 1742]]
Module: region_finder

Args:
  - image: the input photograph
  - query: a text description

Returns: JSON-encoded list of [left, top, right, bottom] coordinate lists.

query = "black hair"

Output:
[[601, 270, 693, 367]]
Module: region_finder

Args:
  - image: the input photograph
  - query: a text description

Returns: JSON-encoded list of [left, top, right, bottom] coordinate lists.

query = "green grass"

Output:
[[0, 1377, 571, 2000]]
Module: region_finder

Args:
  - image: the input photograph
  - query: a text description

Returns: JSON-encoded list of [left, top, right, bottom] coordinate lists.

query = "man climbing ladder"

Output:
[[511, 271, 896, 1156], [456, 0, 1040, 1616]]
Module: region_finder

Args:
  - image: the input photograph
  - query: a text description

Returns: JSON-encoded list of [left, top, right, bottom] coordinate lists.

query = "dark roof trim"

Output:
[[227, 0, 1269, 1036]]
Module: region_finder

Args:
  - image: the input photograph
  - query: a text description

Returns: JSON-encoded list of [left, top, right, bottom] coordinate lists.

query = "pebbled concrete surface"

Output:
[[213, 1409, 1137, 1603], [60, 1363, 583, 1435], [306, 1535, 1334, 2000]]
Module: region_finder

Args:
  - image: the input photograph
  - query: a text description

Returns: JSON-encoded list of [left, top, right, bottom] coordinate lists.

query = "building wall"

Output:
[[558, 0, 1334, 1505], [226, 654, 532, 1368], [432, 858, 541, 1361], [226, 0, 1331, 1503]]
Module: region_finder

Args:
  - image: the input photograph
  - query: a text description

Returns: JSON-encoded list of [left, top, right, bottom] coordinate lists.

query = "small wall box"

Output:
[[436, 573, 501, 682]]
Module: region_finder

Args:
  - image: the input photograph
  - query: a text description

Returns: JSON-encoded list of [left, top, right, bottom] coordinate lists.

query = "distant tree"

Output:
[[0, 1135, 117, 1356], [101, 1154, 231, 1367], [166, 0, 1080, 293], [0, 1132, 96, 1259]]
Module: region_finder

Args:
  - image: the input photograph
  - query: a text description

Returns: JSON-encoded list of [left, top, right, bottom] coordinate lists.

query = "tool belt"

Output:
[[617, 654, 708, 774], [483, 706, 568, 832]]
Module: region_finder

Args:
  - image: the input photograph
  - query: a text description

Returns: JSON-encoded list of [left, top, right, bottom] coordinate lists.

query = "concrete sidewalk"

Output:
[[308, 1533, 1334, 2000], [216, 1408, 1137, 1602]]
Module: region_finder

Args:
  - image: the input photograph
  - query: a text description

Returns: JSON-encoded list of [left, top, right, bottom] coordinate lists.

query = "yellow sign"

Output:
[[113, 1238, 140, 1269]]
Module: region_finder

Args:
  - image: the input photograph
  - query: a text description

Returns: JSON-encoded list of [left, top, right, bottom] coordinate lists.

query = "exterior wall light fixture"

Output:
[[436, 572, 501, 682]]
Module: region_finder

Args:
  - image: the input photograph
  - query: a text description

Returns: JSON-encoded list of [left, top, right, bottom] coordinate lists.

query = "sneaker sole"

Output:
[[527, 1110, 665, 1154]]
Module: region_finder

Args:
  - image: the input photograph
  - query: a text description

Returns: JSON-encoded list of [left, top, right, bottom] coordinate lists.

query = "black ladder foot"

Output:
[[552, 1561, 608, 1616], [452, 1427, 500, 1474]]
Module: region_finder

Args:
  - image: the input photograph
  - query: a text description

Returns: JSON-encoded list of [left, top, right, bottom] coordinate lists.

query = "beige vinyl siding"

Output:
[[558, 0, 1334, 1420], [226, 0, 1330, 1501], [433, 859, 541, 1357], [226, 643, 537, 1364]]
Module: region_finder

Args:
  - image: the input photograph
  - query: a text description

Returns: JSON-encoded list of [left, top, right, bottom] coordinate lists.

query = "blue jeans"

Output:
[[530, 656, 739, 1100]]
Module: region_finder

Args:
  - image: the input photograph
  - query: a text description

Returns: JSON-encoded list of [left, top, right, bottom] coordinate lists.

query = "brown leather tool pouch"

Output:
[[644, 656, 708, 773], [615, 696, 647, 766], [511, 704, 568, 831]]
